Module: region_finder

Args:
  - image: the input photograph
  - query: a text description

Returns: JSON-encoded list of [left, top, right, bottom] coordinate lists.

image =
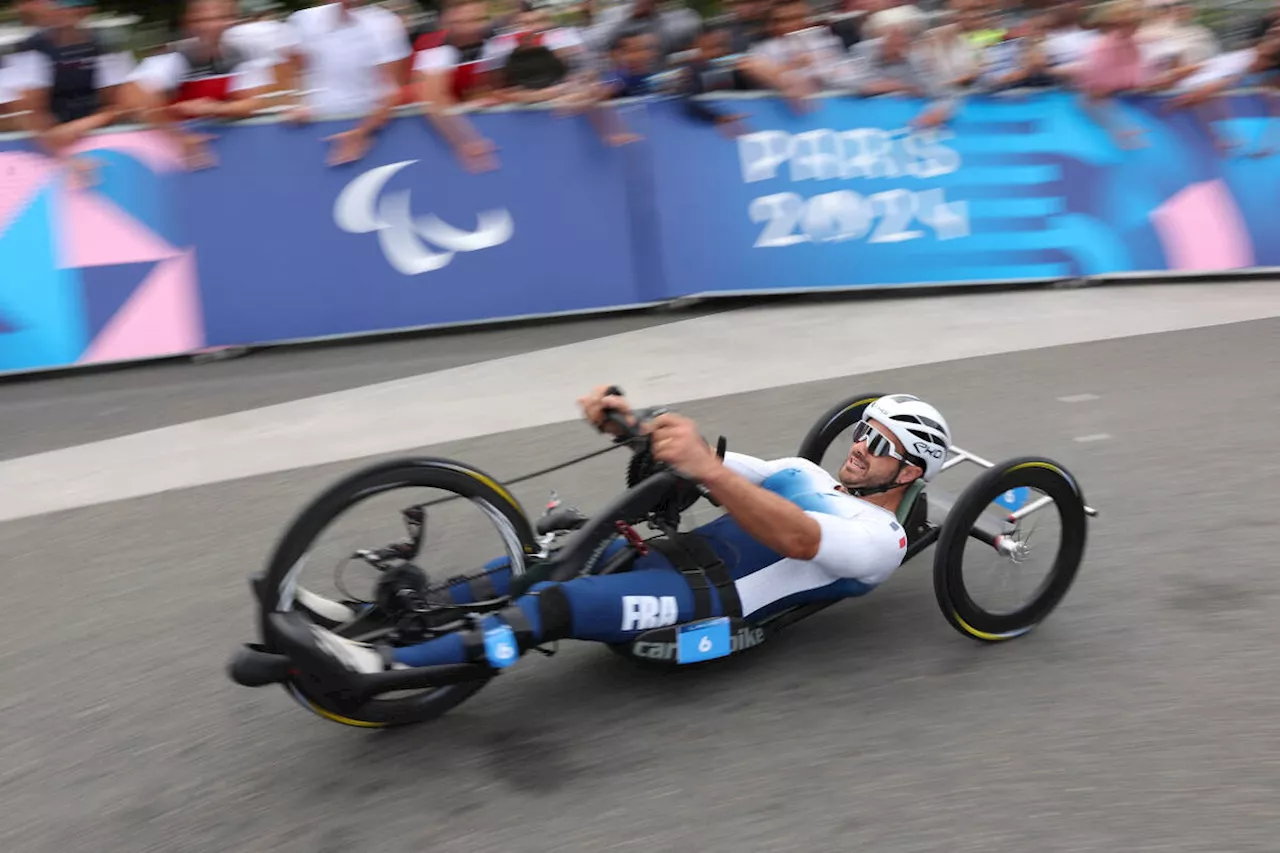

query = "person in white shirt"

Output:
[[1165, 24, 1280, 155], [223, 0, 292, 68], [0, 54, 18, 130], [739, 0, 855, 113], [279, 0, 412, 165]]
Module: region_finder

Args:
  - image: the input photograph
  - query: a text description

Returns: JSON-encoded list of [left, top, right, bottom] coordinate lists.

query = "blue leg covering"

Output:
[[390, 514, 864, 668]]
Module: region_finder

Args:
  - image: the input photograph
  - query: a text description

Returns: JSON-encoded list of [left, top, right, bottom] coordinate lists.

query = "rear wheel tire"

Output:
[[797, 392, 887, 466], [258, 457, 539, 727]]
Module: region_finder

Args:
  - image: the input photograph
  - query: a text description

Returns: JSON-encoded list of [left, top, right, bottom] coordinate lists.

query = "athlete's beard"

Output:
[[839, 454, 906, 494]]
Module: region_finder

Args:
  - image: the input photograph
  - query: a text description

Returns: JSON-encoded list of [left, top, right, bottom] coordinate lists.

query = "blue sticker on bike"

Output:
[[993, 487, 1031, 512], [484, 624, 519, 668], [676, 617, 731, 664]]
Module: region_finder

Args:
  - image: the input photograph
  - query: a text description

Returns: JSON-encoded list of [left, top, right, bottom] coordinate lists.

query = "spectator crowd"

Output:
[[2, 0, 1279, 180]]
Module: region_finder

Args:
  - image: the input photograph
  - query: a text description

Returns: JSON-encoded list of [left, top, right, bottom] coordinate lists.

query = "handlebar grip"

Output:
[[599, 385, 636, 437]]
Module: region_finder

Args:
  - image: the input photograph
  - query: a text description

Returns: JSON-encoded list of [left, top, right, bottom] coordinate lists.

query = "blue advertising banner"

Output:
[[646, 92, 1278, 296], [2, 92, 1280, 376], [177, 111, 647, 346]]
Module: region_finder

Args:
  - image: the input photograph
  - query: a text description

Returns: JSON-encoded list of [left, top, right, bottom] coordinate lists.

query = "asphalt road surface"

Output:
[[0, 288, 1277, 853]]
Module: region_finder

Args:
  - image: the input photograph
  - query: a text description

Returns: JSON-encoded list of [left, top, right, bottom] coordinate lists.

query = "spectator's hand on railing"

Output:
[[178, 131, 219, 171], [325, 127, 373, 166], [174, 98, 225, 120], [713, 111, 751, 140], [457, 136, 500, 173], [284, 102, 312, 124], [911, 101, 950, 129]]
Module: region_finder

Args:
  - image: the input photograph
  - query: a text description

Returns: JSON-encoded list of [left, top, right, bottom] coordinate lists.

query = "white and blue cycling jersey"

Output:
[[714, 451, 909, 616], [388, 451, 911, 668]]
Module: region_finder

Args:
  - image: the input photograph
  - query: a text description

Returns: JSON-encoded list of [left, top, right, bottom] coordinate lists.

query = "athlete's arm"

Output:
[[698, 462, 822, 561], [803, 511, 905, 586], [719, 451, 780, 484]]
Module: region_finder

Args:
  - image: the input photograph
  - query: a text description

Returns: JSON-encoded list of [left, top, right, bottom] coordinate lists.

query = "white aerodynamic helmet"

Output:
[[862, 394, 952, 482]]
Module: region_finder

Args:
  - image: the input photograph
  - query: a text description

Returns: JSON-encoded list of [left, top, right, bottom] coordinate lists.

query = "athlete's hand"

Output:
[[647, 413, 719, 480], [578, 385, 635, 437]]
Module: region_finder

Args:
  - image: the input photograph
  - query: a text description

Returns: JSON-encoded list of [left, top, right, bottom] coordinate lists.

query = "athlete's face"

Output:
[[838, 417, 921, 491]]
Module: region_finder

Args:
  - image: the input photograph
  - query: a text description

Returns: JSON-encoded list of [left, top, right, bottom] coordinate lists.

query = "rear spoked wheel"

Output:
[[934, 457, 1087, 642], [256, 457, 540, 727]]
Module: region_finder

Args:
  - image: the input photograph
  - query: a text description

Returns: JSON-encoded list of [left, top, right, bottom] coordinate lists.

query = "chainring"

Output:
[[625, 446, 701, 526]]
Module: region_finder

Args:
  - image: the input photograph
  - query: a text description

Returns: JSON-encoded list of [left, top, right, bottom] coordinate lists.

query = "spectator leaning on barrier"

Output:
[[567, 22, 656, 146], [9, 0, 134, 185], [919, 10, 983, 93], [1250, 0, 1280, 43], [738, 0, 854, 112], [118, 0, 273, 170], [978, 11, 1061, 91], [1077, 0, 1155, 149], [846, 6, 958, 128], [584, 0, 700, 59], [0, 55, 16, 132], [712, 0, 773, 55], [222, 0, 290, 69], [1043, 0, 1099, 77], [483, 1, 593, 106], [666, 21, 751, 138], [411, 0, 501, 172], [279, 0, 412, 166], [1165, 21, 1280, 154], [1137, 0, 1219, 92]]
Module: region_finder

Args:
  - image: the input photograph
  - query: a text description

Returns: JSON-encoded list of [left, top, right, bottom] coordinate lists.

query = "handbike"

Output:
[[226, 390, 1097, 728]]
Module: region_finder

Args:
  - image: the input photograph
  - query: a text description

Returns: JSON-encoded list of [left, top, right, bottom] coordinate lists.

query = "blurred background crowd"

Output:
[[2, 0, 1279, 177]]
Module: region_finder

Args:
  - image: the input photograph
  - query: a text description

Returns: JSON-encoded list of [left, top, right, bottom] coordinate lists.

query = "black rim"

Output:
[[258, 458, 538, 726], [934, 459, 1087, 641], [797, 393, 887, 467]]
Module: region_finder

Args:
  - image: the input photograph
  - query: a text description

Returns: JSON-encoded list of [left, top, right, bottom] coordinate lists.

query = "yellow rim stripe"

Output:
[[1005, 461, 1080, 497], [838, 398, 879, 417], [954, 613, 1029, 641], [1008, 461, 1062, 475], [289, 685, 388, 728]]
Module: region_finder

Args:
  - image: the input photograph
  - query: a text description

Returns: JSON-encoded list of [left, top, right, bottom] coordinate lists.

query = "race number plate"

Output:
[[483, 624, 519, 669], [676, 617, 731, 664]]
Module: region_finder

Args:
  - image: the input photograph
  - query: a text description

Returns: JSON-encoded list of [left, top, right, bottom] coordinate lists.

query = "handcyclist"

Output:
[[270, 387, 951, 689]]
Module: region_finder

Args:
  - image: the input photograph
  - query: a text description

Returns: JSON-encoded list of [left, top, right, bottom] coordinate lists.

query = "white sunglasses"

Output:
[[850, 419, 910, 464]]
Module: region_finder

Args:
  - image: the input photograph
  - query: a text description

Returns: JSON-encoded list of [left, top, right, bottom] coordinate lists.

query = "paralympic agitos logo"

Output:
[[333, 160, 513, 276]]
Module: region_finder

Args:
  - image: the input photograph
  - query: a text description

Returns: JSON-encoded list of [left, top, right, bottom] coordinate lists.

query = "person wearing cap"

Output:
[[277, 0, 413, 166], [8, 0, 135, 182]]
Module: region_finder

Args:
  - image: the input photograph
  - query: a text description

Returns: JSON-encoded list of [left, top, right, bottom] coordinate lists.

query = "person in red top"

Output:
[[119, 0, 273, 170], [411, 0, 501, 172]]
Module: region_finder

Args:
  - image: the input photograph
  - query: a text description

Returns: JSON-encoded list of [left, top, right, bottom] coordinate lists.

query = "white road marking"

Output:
[[1057, 393, 1101, 403], [0, 282, 1277, 522], [1073, 434, 1112, 443]]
